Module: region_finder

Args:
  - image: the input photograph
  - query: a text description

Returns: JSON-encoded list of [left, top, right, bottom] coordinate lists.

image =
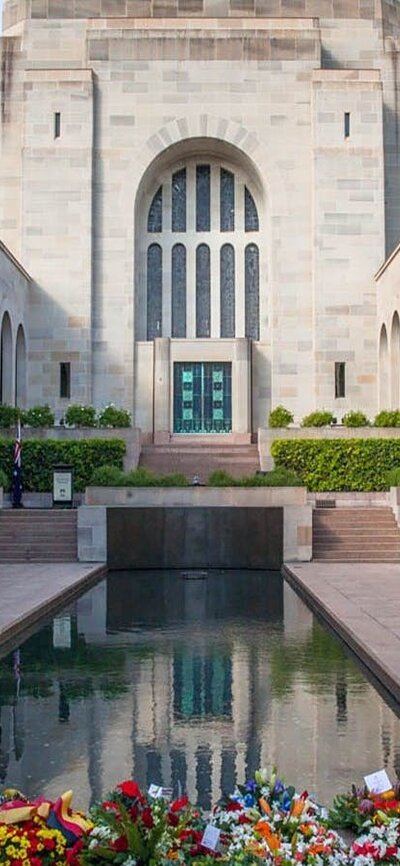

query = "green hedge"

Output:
[[0, 439, 126, 492], [270, 438, 400, 491]]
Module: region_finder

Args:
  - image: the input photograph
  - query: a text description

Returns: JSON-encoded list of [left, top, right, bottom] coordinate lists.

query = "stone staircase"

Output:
[[139, 441, 260, 481], [312, 507, 400, 562], [0, 510, 77, 562]]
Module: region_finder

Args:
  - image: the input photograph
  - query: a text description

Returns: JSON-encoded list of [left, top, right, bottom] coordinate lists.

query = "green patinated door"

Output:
[[173, 362, 232, 433]]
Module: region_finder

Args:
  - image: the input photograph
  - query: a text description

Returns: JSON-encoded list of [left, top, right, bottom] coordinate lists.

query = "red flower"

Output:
[[101, 801, 119, 812], [30, 858, 43, 866], [238, 814, 251, 824], [117, 781, 142, 800], [167, 812, 179, 827], [226, 801, 243, 812], [112, 836, 128, 852], [43, 838, 56, 851], [170, 796, 189, 813], [141, 807, 154, 829]]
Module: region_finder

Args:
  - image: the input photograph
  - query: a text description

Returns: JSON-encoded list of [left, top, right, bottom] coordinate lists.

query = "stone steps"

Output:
[[139, 443, 260, 481], [0, 510, 78, 562], [313, 507, 400, 562]]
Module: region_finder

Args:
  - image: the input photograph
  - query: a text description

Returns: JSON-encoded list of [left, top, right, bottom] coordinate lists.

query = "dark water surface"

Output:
[[0, 570, 400, 810]]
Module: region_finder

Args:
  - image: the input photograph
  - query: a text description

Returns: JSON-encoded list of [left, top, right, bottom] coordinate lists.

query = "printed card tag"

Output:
[[201, 825, 221, 851], [364, 770, 392, 794], [148, 784, 173, 800]]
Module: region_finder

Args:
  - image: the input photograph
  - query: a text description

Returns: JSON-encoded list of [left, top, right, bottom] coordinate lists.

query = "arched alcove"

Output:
[[379, 324, 389, 410], [391, 312, 400, 408], [1, 312, 13, 405], [15, 325, 27, 408]]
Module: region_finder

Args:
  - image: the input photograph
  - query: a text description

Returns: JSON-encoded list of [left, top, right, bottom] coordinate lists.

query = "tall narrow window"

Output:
[[54, 112, 61, 139], [172, 169, 186, 232], [196, 244, 210, 337], [335, 362, 345, 398], [344, 112, 350, 139], [220, 169, 234, 232], [245, 244, 259, 340], [172, 244, 187, 338], [60, 362, 71, 399], [147, 244, 162, 340], [148, 187, 162, 233], [220, 244, 235, 338], [196, 165, 210, 232], [245, 187, 259, 232]]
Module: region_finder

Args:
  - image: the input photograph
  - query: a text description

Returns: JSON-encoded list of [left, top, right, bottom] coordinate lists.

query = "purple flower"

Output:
[[245, 781, 257, 793], [273, 779, 285, 796], [359, 799, 374, 815]]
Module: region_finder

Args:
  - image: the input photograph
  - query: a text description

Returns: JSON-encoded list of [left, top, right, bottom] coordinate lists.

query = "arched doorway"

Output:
[[391, 312, 400, 408], [379, 324, 389, 409], [1, 313, 13, 405], [15, 325, 26, 408], [134, 138, 266, 438]]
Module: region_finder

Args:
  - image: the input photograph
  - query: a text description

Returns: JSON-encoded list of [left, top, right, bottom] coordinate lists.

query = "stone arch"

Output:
[[391, 312, 400, 408], [15, 324, 27, 408], [0, 312, 13, 405], [379, 324, 389, 410]]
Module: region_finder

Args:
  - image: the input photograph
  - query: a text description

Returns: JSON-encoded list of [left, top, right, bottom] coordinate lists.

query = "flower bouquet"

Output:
[[329, 785, 400, 833], [0, 813, 68, 866]]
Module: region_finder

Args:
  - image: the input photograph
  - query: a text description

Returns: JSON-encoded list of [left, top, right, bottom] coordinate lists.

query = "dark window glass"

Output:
[[147, 187, 163, 233], [60, 362, 71, 399], [172, 244, 186, 338], [245, 243, 259, 341], [335, 362, 346, 398], [244, 187, 259, 232], [196, 165, 210, 232], [344, 112, 350, 139], [220, 244, 235, 338], [196, 244, 211, 337], [172, 169, 186, 232], [54, 112, 61, 139], [220, 169, 234, 232], [147, 244, 162, 340]]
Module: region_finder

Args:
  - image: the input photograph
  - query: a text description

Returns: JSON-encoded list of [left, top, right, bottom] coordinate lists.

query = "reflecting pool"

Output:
[[0, 570, 400, 810]]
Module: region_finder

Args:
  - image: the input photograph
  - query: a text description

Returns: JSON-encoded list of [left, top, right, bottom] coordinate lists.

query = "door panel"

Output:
[[174, 362, 232, 433]]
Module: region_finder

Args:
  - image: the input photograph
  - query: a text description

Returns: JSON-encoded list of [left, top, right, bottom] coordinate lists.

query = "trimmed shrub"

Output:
[[268, 405, 294, 428], [271, 437, 400, 491], [0, 468, 9, 490], [301, 410, 335, 428], [238, 468, 303, 487], [97, 405, 131, 428], [0, 405, 21, 428], [373, 410, 400, 427], [90, 464, 125, 486], [342, 410, 370, 428], [207, 469, 237, 486], [65, 404, 97, 428], [387, 467, 400, 486], [0, 438, 126, 492], [23, 405, 55, 428]]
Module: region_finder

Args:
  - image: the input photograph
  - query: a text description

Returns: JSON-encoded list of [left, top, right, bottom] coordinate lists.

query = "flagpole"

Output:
[[11, 416, 23, 509]]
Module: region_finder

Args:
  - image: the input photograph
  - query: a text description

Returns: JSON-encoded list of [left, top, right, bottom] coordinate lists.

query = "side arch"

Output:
[[391, 312, 400, 408], [15, 324, 27, 408], [1, 312, 13, 405], [379, 323, 389, 410]]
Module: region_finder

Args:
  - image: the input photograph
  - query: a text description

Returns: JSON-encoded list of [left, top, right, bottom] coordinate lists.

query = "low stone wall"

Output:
[[78, 486, 312, 565], [259, 426, 400, 471], [0, 426, 141, 471]]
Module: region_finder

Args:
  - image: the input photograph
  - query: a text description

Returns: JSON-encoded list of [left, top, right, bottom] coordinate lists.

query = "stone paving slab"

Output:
[[283, 562, 400, 704], [0, 562, 107, 656]]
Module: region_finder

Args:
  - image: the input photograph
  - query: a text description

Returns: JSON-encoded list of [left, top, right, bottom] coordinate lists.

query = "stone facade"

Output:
[[0, 0, 399, 434]]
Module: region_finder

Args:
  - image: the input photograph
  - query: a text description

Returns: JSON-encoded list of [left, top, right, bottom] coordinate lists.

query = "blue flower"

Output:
[[244, 793, 255, 807], [245, 781, 257, 793], [273, 779, 285, 796]]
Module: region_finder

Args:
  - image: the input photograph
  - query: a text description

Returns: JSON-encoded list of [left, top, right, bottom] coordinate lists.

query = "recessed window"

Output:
[[60, 362, 71, 399], [335, 362, 345, 398], [54, 112, 61, 139], [344, 112, 350, 139]]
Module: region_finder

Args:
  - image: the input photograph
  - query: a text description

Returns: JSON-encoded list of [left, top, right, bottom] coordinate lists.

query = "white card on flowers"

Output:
[[364, 769, 392, 794], [201, 824, 221, 851]]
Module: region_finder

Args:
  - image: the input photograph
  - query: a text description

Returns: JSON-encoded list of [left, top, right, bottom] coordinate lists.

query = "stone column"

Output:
[[232, 337, 251, 440], [154, 337, 171, 443]]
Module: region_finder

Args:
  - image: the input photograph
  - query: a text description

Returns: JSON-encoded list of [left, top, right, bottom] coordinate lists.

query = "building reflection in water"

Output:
[[0, 570, 399, 810]]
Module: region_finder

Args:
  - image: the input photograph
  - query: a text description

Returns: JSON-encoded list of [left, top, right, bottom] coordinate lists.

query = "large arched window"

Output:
[[15, 325, 27, 408], [0, 312, 13, 405], [139, 158, 260, 341]]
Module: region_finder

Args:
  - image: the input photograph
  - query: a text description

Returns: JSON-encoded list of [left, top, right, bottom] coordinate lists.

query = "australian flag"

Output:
[[11, 419, 23, 508]]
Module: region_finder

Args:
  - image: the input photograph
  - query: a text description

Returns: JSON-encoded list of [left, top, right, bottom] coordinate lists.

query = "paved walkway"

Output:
[[284, 562, 400, 703], [0, 562, 106, 654]]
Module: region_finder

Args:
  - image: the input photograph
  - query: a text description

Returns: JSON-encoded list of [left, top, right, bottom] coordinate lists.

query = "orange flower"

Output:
[[254, 820, 281, 852], [259, 797, 272, 817], [290, 799, 305, 818], [308, 843, 327, 855]]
